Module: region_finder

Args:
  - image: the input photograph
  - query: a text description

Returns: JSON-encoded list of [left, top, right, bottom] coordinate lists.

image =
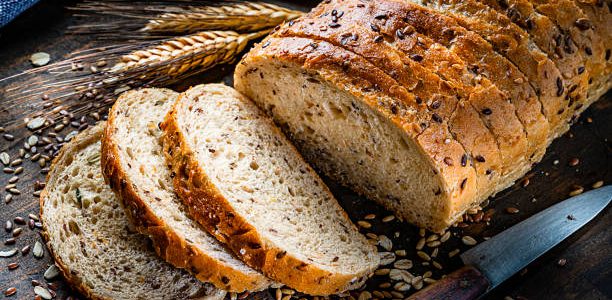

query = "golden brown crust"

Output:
[[275, 7, 510, 205], [160, 83, 373, 295], [100, 89, 271, 292], [238, 36, 483, 230], [40, 124, 112, 300]]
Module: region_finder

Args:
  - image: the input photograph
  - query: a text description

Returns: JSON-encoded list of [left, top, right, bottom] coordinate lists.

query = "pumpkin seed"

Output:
[[27, 117, 46, 130], [44, 264, 60, 280], [34, 286, 53, 299], [0, 152, 9, 165], [30, 52, 51, 67], [0, 249, 18, 258], [33, 241, 44, 258]]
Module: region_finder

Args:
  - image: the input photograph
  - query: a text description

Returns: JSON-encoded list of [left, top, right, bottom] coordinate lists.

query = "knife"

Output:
[[407, 185, 612, 300]]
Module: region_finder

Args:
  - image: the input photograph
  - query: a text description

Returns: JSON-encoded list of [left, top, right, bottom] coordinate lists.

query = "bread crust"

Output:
[[275, 0, 544, 201], [101, 88, 271, 292], [161, 83, 377, 295], [238, 36, 487, 230], [41, 124, 110, 300]]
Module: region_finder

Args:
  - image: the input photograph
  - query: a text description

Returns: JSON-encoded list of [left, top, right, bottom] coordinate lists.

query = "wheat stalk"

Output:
[[110, 30, 268, 76], [0, 30, 268, 130], [68, 1, 303, 37], [142, 2, 303, 33]]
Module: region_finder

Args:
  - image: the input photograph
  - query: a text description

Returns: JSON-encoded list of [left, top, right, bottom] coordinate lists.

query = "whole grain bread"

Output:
[[40, 123, 226, 300], [160, 84, 379, 295], [235, 37, 482, 231], [101, 88, 272, 292], [234, 0, 610, 232]]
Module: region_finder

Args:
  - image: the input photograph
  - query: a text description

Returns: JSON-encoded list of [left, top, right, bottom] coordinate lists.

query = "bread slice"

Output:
[[406, 0, 578, 139], [40, 123, 226, 300], [101, 88, 272, 292], [161, 83, 379, 295]]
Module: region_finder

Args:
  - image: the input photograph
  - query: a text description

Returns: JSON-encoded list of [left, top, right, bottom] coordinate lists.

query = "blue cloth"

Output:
[[0, 0, 39, 27]]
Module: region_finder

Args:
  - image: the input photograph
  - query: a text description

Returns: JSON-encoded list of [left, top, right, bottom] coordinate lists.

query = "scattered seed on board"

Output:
[[4, 287, 16, 297], [462, 236, 478, 246], [394, 259, 413, 270], [557, 258, 567, 267], [30, 52, 51, 67], [416, 238, 426, 250], [357, 221, 372, 229], [378, 235, 393, 251], [12, 228, 22, 237], [21, 245, 30, 255], [568, 158, 580, 167], [394, 282, 411, 292], [33, 241, 44, 258], [382, 215, 395, 222], [506, 207, 519, 214], [0, 152, 9, 165], [7, 262, 19, 270], [27, 117, 46, 130], [379, 252, 396, 265], [364, 214, 376, 220], [375, 268, 390, 276], [395, 249, 407, 256], [358, 291, 372, 300], [440, 231, 451, 243], [43, 264, 60, 280], [432, 261, 443, 269], [417, 251, 431, 261], [0, 249, 18, 258], [569, 187, 584, 196], [592, 180, 604, 189], [34, 286, 53, 300]]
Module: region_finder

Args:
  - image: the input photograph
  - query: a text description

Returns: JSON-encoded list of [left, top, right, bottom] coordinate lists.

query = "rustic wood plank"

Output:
[[0, 1, 610, 300]]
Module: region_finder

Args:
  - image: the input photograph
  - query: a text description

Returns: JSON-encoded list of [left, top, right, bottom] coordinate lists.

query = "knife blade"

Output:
[[408, 185, 612, 300]]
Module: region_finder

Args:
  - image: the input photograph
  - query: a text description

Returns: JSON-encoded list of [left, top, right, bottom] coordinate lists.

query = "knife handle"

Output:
[[406, 265, 490, 300]]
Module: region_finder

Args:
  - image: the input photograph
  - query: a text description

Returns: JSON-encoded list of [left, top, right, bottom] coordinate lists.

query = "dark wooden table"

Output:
[[0, 1, 610, 300]]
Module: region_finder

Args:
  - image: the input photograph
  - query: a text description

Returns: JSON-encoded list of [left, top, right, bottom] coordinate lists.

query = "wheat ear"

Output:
[[110, 30, 269, 77], [143, 2, 303, 33]]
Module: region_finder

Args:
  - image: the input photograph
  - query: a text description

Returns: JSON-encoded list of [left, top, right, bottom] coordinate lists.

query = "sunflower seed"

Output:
[[393, 259, 413, 270], [378, 235, 393, 251], [0, 249, 18, 258], [31, 52, 51, 67], [379, 252, 396, 265], [27, 117, 46, 130], [34, 286, 53, 300], [33, 241, 44, 258], [462, 236, 478, 246], [44, 265, 60, 280], [0, 152, 9, 165], [382, 215, 395, 222], [4, 287, 16, 297]]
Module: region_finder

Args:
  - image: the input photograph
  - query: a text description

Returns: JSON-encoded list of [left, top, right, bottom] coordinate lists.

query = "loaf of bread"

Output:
[[101, 88, 272, 292], [40, 124, 225, 300], [234, 0, 611, 231], [160, 84, 379, 295]]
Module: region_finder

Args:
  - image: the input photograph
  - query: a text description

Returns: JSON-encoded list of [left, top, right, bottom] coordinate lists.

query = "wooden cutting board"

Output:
[[0, 1, 610, 299]]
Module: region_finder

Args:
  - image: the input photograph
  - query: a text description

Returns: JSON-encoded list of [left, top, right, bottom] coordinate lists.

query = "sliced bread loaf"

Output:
[[40, 123, 225, 300], [161, 83, 379, 295], [235, 36, 484, 232], [101, 88, 272, 292]]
